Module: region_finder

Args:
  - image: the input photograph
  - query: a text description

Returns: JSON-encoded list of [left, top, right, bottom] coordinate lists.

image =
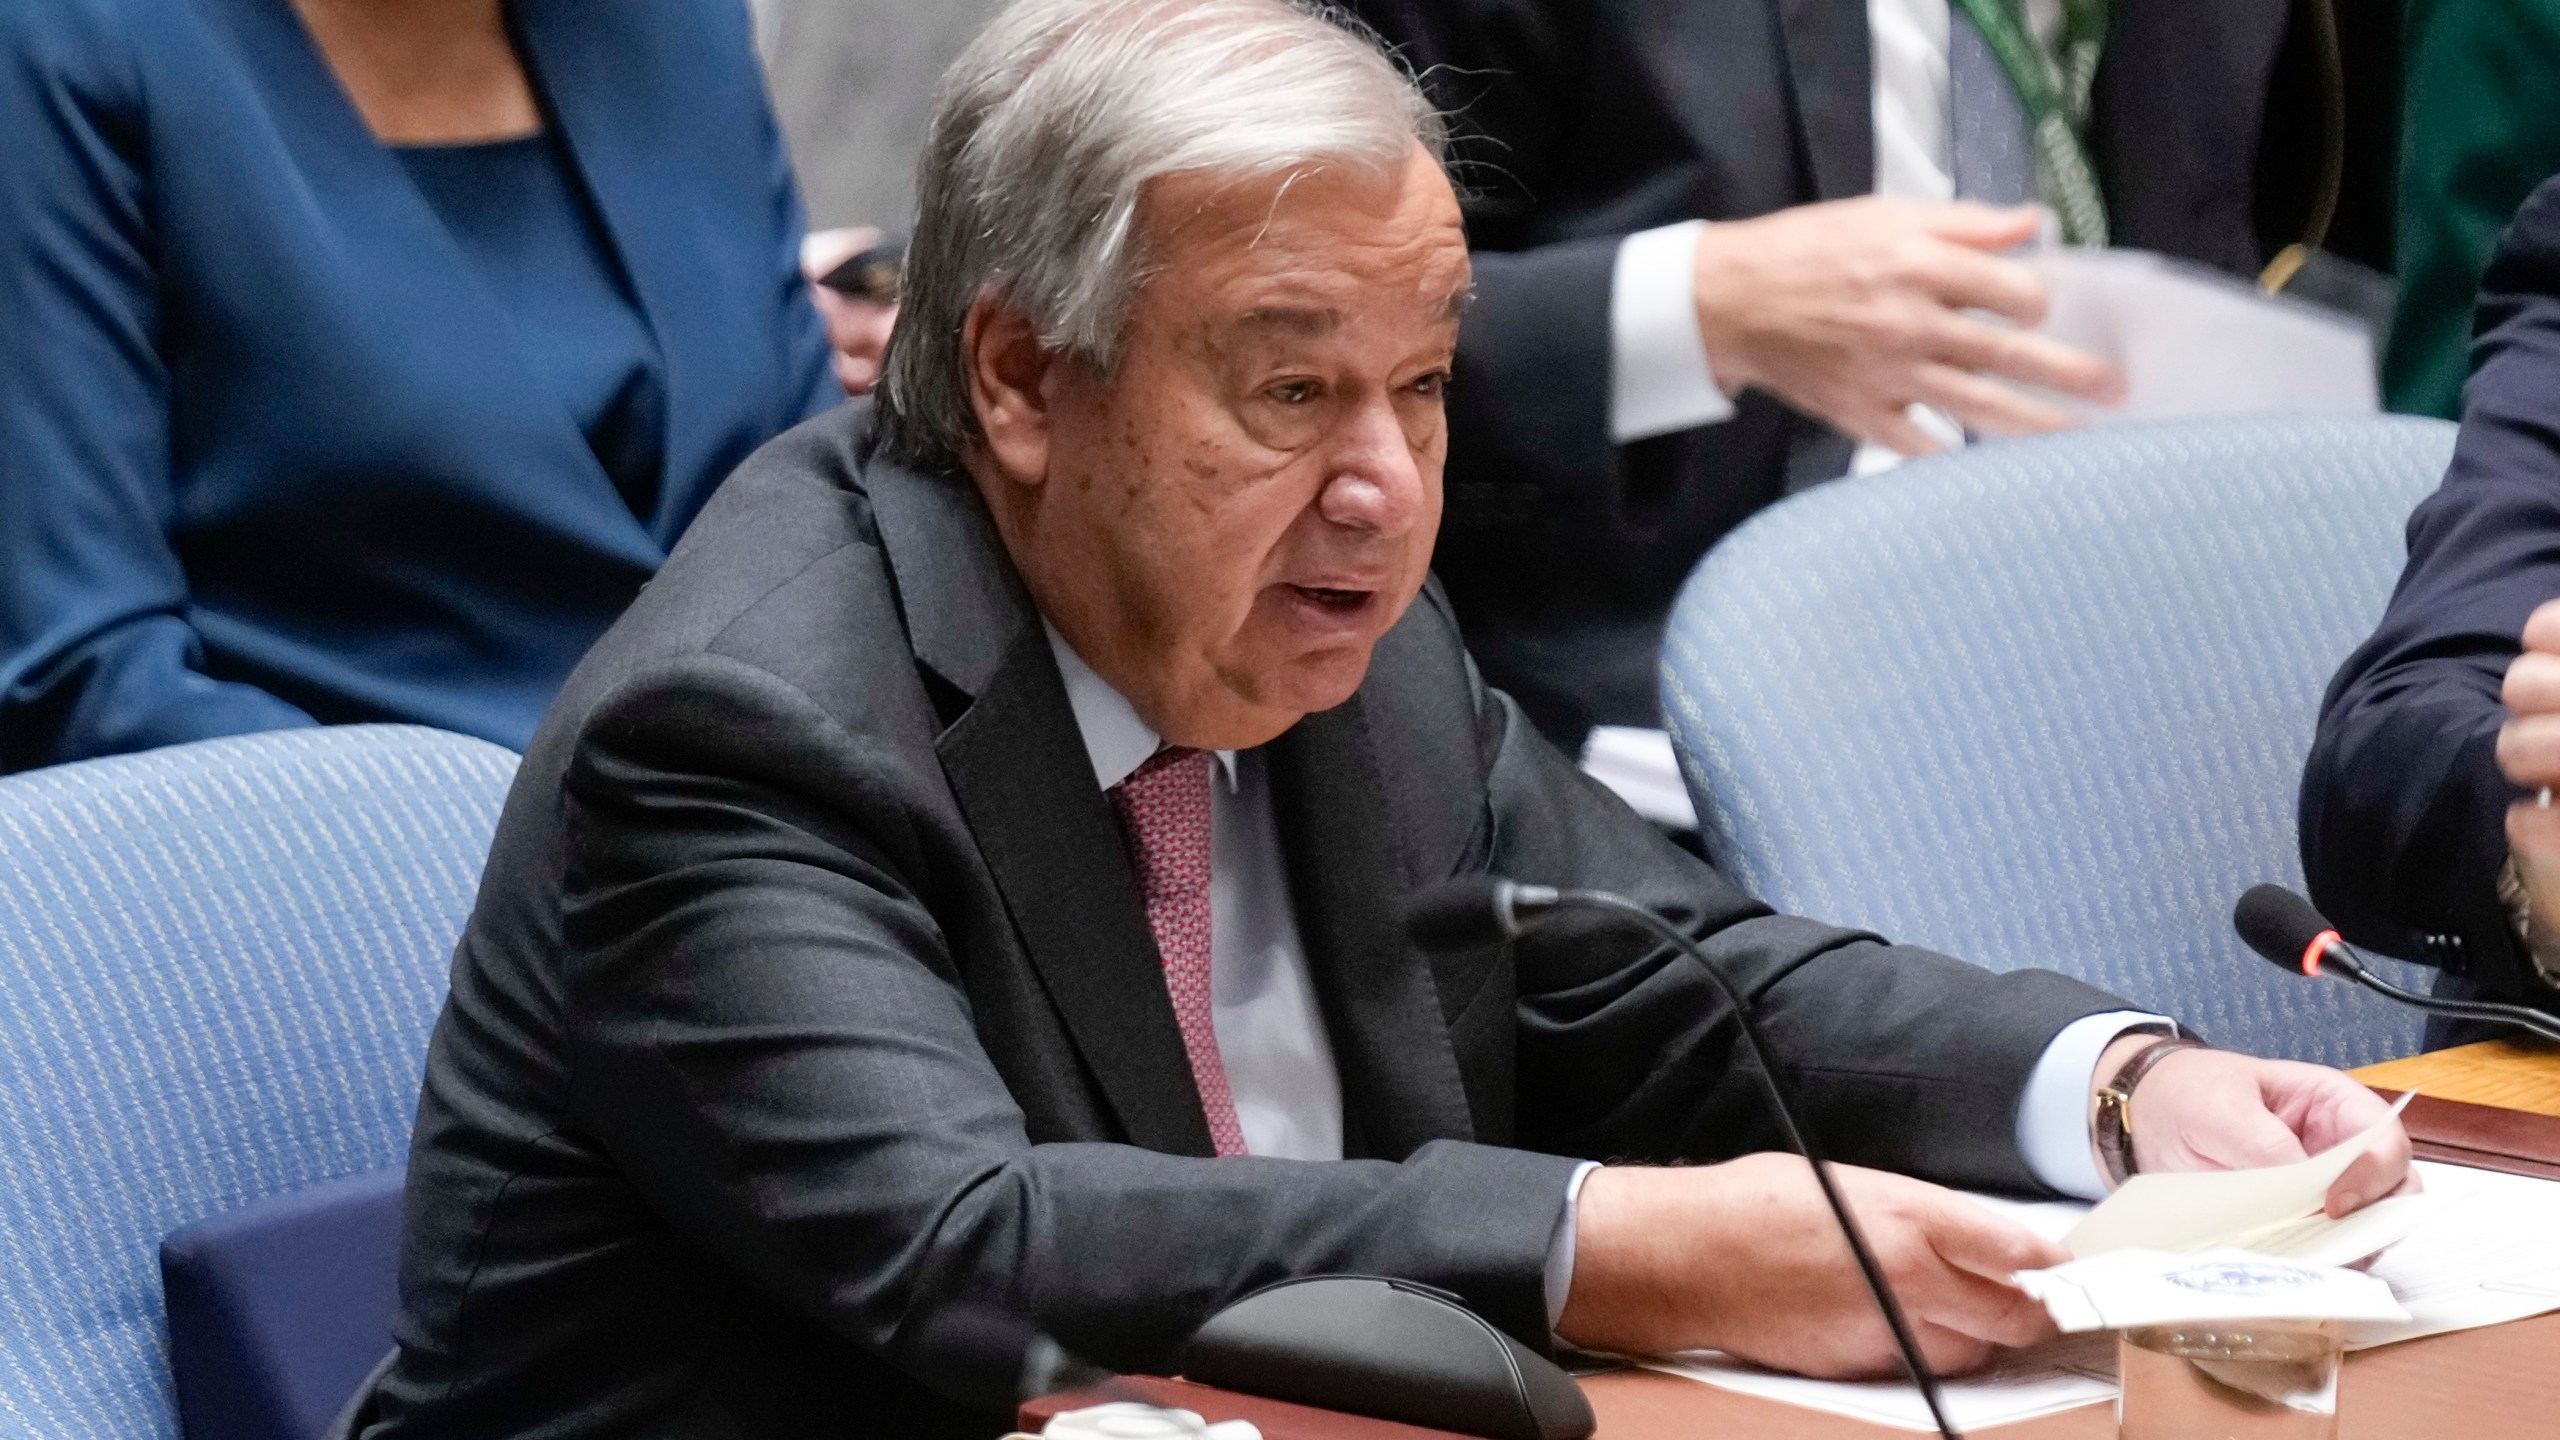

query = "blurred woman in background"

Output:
[[0, 0, 869, 768]]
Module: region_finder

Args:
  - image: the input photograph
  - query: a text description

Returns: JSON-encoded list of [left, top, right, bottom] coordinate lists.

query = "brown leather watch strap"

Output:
[[2092, 1031, 2208, 1189]]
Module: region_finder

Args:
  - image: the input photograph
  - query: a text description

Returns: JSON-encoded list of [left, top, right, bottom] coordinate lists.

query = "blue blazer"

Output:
[[0, 0, 836, 768], [2302, 175, 2560, 1005]]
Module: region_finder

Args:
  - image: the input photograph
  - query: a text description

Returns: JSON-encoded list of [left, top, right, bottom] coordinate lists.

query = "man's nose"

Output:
[[1316, 395, 1429, 536]]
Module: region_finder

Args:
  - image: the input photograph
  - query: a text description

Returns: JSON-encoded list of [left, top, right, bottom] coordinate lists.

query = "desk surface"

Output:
[[1587, 1046, 2560, 1438], [1580, 1312, 2560, 1437], [2354, 1039, 2560, 1118], [1036, 1049, 2560, 1439], [1046, 1313, 2560, 1440]]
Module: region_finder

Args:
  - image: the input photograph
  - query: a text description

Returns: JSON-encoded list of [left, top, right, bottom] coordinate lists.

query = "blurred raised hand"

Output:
[[802, 226, 901, 396]]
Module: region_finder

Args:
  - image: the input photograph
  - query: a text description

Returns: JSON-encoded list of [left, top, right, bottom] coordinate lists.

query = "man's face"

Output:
[[967, 143, 1469, 751]]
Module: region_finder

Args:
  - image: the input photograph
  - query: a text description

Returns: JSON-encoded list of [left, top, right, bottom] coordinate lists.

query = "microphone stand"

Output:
[[2320, 942, 2560, 1046], [1531, 889, 1966, 1440]]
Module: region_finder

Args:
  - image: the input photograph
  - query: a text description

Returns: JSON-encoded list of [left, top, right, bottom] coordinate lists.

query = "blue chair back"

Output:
[[1661, 415, 2456, 1069], [0, 726, 516, 1440]]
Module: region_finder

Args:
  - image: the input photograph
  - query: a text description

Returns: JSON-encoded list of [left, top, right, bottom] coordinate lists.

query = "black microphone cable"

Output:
[[1406, 877, 1967, 1440]]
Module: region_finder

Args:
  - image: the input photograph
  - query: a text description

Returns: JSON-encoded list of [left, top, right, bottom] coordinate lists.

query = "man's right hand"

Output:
[[2498, 599, 2560, 919], [1556, 1153, 2064, 1376], [1688, 198, 2125, 456]]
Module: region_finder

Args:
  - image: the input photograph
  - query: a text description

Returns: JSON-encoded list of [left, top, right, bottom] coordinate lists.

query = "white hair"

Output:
[[875, 0, 1447, 465]]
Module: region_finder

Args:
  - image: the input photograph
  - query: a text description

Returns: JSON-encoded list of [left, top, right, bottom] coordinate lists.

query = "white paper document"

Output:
[[1641, 1332, 2118, 1434], [2026, 247, 2379, 422], [2017, 1248, 2409, 1333], [1637, 1155, 2560, 1432], [2350, 1161, 2560, 1348]]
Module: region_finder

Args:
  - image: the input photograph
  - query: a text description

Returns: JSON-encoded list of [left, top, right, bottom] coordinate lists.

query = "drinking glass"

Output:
[[2118, 1319, 2344, 1440]]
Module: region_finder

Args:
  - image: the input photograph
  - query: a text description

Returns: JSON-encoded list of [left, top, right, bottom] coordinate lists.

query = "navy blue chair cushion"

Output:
[[161, 1167, 403, 1440], [1662, 415, 2457, 1068]]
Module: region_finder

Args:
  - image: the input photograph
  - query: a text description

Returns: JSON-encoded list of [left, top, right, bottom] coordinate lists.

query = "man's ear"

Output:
[[963, 293, 1056, 489]]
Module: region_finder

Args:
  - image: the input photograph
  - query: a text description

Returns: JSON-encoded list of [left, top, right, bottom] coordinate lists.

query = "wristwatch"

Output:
[[2090, 1023, 2207, 1190], [2495, 854, 2560, 988]]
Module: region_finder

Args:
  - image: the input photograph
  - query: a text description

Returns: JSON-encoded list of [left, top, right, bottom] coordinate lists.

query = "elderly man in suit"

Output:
[[354, 2, 2404, 1435], [1346, 0, 2291, 745]]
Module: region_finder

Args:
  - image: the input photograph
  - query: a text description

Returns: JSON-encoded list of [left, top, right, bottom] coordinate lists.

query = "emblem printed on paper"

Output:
[[2164, 1261, 2323, 1296]]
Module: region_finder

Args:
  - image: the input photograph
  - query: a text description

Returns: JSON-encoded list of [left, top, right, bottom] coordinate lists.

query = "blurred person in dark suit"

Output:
[[0, 0, 888, 770], [1346, 0, 2291, 746], [350, 3, 2408, 1434], [2306, 175, 2560, 1033]]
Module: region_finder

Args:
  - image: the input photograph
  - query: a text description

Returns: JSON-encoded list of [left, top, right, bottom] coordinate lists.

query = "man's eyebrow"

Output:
[[1233, 290, 1474, 333], [1235, 306, 1342, 336]]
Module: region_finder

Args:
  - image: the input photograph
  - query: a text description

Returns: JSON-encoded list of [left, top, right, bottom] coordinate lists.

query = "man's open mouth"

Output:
[[1288, 584, 1373, 613]]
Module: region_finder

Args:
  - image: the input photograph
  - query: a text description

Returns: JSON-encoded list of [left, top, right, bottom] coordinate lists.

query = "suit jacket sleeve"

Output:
[[2300, 177, 2560, 997], [1438, 607, 2130, 1192], [0, 1, 321, 769], [0, 0, 315, 770], [556, 654, 1583, 1384], [1354, 0, 1714, 540]]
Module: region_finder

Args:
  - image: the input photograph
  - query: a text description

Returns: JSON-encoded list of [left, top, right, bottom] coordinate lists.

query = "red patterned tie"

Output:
[[1108, 747, 1248, 1156]]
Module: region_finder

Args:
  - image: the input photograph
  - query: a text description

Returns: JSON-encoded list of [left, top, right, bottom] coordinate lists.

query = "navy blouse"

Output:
[[396, 135, 671, 520], [0, 0, 837, 768]]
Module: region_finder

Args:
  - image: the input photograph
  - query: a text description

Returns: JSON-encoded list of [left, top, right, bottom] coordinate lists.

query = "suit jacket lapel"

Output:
[[1773, 0, 1877, 202], [217, 0, 663, 568], [868, 459, 1216, 1157], [1267, 698, 1476, 1160], [515, 0, 733, 540]]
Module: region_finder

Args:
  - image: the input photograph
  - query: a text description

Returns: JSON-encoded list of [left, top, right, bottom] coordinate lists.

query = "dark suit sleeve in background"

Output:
[[2302, 176, 2560, 1002], [1353, 1, 1629, 532], [556, 655, 1580, 1387], [0, 1, 315, 770], [1346, 0, 1840, 743]]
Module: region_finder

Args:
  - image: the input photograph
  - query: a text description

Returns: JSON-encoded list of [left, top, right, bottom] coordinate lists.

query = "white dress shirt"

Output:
[[1044, 626, 2157, 1320], [1609, 0, 2066, 451], [1049, 624, 1347, 1161]]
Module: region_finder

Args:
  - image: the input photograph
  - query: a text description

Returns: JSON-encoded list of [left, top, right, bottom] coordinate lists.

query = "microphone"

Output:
[[1402, 876, 1968, 1440], [2233, 884, 2560, 1045]]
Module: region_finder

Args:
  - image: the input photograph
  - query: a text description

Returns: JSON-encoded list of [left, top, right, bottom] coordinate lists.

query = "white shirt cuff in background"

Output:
[[1609, 221, 1734, 443], [1544, 1160, 1603, 1329], [2016, 1010, 2177, 1200]]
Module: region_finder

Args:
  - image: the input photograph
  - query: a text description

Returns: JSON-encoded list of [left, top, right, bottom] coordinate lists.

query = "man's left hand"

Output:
[[2110, 1041, 2414, 1217]]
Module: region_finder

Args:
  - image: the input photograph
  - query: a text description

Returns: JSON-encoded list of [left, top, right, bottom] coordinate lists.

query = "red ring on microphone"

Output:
[[2301, 929, 2342, 978]]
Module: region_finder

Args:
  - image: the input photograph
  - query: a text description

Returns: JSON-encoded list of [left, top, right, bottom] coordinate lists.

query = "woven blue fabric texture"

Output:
[[0, 726, 517, 1440], [1662, 415, 2458, 1070]]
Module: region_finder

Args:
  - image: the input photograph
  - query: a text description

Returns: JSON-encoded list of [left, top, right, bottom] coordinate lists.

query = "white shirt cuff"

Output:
[[2015, 1010, 2175, 1200], [1609, 221, 1735, 443], [1544, 1160, 1603, 1329]]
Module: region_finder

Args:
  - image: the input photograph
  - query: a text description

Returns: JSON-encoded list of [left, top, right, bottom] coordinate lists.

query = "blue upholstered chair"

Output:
[[1661, 415, 2456, 1070], [0, 726, 516, 1440]]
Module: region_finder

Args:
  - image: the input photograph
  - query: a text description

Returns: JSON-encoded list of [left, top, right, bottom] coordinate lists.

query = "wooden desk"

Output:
[[2354, 1039, 2560, 1119], [1580, 1313, 2560, 1437], [1031, 1081, 2560, 1438], [1037, 1314, 2560, 1440]]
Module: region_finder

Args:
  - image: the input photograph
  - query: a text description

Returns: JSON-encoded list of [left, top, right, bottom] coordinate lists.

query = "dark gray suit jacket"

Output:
[[355, 403, 2123, 1438], [1346, 0, 2292, 745]]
